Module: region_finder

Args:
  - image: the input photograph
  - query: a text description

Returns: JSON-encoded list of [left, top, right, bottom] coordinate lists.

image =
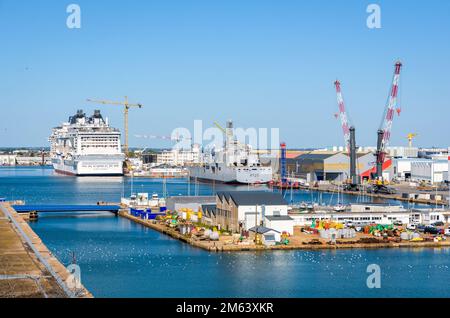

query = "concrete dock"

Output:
[[119, 211, 450, 252], [0, 202, 92, 298]]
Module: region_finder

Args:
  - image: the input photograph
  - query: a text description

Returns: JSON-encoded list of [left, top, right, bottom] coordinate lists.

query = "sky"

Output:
[[0, 0, 449, 149]]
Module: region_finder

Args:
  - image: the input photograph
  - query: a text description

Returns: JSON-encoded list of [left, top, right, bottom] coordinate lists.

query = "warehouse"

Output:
[[411, 159, 448, 184], [285, 151, 375, 182], [166, 196, 215, 212], [392, 157, 421, 180], [215, 191, 293, 234]]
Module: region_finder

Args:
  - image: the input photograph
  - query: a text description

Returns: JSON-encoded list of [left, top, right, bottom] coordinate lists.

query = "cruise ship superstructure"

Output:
[[188, 121, 273, 184], [49, 110, 125, 176]]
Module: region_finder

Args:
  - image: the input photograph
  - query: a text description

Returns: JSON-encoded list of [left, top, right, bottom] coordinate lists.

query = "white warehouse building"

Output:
[[411, 159, 448, 184], [393, 158, 414, 180]]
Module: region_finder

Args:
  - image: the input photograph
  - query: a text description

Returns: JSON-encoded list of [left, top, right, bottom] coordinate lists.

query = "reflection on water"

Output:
[[1, 167, 416, 207], [29, 214, 450, 298], [74, 176, 125, 184]]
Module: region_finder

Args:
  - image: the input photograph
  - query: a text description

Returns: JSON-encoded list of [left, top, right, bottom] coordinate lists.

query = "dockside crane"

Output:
[[86, 96, 143, 157], [334, 80, 359, 191], [334, 80, 352, 152], [371, 61, 403, 194]]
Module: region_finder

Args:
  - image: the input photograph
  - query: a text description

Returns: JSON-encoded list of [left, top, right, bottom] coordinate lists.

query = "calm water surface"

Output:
[[1, 166, 449, 297]]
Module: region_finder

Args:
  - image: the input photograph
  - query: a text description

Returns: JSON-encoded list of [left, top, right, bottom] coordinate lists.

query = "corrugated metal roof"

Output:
[[166, 196, 215, 204], [216, 191, 287, 206], [248, 226, 280, 234], [342, 152, 373, 158], [286, 151, 306, 159], [265, 215, 293, 221], [201, 204, 217, 216], [295, 153, 337, 160]]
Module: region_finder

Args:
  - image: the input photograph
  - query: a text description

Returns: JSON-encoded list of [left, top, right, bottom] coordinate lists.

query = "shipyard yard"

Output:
[[119, 209, 450, 252], [1, 90, 450, 299], [1, 166, 450, 298], [1, 0, 450, 306]]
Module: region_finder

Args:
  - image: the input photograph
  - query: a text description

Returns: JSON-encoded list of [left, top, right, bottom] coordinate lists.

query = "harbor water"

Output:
[[1, 166, 450, 297]]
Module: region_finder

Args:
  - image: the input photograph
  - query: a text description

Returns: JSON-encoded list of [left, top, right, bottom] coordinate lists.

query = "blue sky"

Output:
[[0, 0, 449, 148]]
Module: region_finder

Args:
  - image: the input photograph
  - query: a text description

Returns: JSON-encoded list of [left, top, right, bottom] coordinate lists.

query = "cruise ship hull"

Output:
[[52, 156, 124, 176], [188, 165, 272, 184]]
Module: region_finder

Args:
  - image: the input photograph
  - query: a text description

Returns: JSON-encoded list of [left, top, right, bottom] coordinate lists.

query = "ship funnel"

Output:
[[226, 120, 233, 129]]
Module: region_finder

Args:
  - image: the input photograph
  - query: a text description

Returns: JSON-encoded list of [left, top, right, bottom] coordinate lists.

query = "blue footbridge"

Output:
[[12, 204, 121, 214]]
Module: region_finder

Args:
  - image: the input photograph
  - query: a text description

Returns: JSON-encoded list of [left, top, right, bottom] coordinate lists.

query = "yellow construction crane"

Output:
[[213, 121, 226, 134], [407, 133, 418, 148], [86, 96, 142, 156]]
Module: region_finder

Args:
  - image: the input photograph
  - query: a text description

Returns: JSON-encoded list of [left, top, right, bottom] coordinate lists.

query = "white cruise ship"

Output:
[[49, 110, 125, 176], [188, 121, 273, 184]]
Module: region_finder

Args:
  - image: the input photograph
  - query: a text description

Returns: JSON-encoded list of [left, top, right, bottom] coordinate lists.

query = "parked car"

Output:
[[423, 226, 440, 235], [406, 224, 416, 231], [393, 220, 403, 226], [444, 228, 450, 236], [432, 221, 445, 227]]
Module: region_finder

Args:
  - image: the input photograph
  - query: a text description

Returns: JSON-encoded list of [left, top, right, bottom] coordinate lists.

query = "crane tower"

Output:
[[375, 61, 403, 179]]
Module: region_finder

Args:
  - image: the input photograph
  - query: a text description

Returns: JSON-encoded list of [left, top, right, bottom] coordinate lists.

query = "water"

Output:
[[1, 166, 449, 297], [0, 166, 423, 207]]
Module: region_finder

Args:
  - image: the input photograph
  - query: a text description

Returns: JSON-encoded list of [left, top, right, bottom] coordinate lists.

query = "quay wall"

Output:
[[0, 202, 93, 298], [118, 211, 450, 252]]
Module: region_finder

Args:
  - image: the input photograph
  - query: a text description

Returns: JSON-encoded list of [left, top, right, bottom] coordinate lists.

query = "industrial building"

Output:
[[168, 191, 293, 234], [332, 146, 419, 158], [392, 158, 416, 180], [410, 158, 448, 184], [290, 208, 449, 227], [166, 196, 215, 213], [285, 151, 376, 182], [215, 191, 293, 234]]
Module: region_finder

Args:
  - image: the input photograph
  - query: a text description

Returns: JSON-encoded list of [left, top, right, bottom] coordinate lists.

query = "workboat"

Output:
[[130, 207, 166, 220], [121, 192, 167, 219], [333, 204, 347, 212]]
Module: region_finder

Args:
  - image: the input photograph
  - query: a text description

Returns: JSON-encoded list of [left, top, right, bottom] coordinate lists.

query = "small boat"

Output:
[[333, 204, 346, 212], [130, 207, 166, 220]]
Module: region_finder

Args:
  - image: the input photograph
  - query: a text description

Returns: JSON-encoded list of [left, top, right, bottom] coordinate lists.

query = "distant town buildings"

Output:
[[156, 144, 201, 166], [0, 154, 17, 166], [0, 150, 51, 166]]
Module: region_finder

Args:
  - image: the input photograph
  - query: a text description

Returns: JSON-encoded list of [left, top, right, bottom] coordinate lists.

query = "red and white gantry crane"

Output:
[[375, 61, 403, 180]]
